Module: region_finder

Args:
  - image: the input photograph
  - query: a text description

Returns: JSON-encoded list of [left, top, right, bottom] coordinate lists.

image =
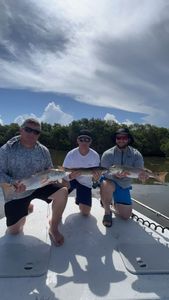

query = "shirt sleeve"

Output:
[[63, 152, 73, 168], [133, 150, 144, 168], [40, 145, 53, 169], [0, 146, 15, 184], [101, 151, 113, 169]]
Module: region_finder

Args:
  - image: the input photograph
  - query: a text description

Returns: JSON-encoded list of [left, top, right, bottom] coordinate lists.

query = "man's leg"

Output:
[[7, 217, 26, 234], [5, 200, 33, 235], [76, 182, 92, 216], [48, 187, 68, 246], [100, 180, 115, 227], [114, 203, 132, 220], [79, 203, 91, 216], [113, 184, 132, 220]]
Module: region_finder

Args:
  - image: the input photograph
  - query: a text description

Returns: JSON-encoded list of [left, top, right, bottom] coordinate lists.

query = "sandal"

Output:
[[102, 213, 112, 227]]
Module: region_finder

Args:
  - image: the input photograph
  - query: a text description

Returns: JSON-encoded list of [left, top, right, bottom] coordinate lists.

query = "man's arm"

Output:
[[0, 147, 15, 184]]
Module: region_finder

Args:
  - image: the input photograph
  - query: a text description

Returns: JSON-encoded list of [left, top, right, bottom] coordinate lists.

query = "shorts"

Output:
[[100, 177, 132, 205], [68, 179, 92, 207], [4, 183, 61, 227], [113, 181, 132, 205]]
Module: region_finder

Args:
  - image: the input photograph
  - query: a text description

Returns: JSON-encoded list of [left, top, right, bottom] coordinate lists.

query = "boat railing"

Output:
[[132, 198, 169, 233]]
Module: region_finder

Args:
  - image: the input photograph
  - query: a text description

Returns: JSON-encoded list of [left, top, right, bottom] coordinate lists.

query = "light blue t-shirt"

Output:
[[101, 145, 144, 188]]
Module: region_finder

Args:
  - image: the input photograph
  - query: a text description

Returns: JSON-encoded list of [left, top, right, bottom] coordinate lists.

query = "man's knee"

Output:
[[115, 204, 132, 220], [7, 217, 26, 235], [101, 180, 115, 196]]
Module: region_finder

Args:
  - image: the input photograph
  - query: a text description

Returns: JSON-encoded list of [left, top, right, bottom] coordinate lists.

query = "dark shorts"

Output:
[[68, 179, 92, 207], [4, 184, 61, 227]]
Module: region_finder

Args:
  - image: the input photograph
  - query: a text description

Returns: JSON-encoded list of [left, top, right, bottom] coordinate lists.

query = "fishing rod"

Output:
[[132, 198, 169, 222]]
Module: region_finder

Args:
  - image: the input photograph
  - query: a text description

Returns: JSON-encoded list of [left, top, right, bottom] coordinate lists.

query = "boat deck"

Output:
[[0, 196, 169, 300]]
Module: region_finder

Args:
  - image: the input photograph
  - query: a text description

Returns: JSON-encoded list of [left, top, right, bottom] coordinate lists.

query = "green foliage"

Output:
[[0, 120, 169, 157], [160, 140, 169, 157]]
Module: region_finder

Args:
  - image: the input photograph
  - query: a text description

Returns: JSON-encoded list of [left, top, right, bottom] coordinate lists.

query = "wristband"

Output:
[[92, 180, 99, 189]]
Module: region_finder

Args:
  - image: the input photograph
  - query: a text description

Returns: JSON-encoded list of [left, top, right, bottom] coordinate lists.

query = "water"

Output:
[[1, 153, 169, 227], [132, 183, 169, 228]]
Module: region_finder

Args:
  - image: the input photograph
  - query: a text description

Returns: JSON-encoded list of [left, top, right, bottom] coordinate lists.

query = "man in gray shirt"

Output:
[[100, 128, 147, 227], [0, 118, 68, 246]]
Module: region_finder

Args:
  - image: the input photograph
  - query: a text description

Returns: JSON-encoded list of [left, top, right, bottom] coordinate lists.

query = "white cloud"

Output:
[[40, 102, 73, 125], [104, 113, 134, 126], [104, 113, 119, 124], [122, 119, 134, 126], [14, 102, 73, 126], [14, 114, 39, 126], [0, 116, 3, 125], [1, 0, 169, 127]]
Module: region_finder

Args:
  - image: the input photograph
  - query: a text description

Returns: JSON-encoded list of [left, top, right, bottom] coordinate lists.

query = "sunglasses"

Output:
[[23, 126, 41, 135], [116, 135, 128, 141], [78, 137, 91, 143]]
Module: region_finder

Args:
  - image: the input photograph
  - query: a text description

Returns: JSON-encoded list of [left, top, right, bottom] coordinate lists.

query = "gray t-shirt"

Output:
[[101, 145, 144, 188], [0, 136, 53, 202]]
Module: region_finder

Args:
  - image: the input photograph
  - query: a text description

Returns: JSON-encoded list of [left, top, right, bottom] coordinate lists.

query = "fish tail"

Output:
[[154, 172, 168, 183], [0, 183, 15, 199]]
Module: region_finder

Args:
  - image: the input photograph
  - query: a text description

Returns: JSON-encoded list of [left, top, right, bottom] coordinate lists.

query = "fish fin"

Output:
[[40, 176, 49, 185], [154, 172, 168, 183], [57, 178, 63, 183], [0, 183, 16, 200]]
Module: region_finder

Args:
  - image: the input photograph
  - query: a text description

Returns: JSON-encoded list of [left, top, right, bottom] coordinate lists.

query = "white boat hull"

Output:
[[0, 197, 169, 300]]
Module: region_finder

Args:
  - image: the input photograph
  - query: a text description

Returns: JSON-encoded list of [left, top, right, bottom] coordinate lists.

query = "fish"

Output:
[[107, 165, 168, 183], [62, 165, 168, 184], [63, 166, 108, 176], [0, 168, 67, 200]]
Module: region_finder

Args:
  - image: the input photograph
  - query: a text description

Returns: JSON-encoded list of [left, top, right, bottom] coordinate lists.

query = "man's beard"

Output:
[[117, 144, 128, 149]]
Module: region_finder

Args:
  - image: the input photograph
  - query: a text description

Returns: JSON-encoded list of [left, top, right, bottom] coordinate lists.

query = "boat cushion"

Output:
[[0, 234, 51, 277]]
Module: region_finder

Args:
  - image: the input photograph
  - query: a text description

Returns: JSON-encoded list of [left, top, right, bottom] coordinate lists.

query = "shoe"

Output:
[[102, 213, 112, 227]]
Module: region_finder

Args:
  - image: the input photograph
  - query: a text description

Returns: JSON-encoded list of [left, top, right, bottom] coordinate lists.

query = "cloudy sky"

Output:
[[0, 0, 169, 127]]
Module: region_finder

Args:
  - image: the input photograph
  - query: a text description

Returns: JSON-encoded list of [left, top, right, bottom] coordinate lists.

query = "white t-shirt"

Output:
[[63, 147, 100, 188]]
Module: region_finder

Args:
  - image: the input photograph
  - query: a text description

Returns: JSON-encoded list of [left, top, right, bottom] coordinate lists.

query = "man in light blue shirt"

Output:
[[100, 128, 147, 227]]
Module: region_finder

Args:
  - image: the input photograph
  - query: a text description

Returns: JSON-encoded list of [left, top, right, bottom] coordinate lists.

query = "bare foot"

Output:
[[49, 229, 64, 246], [28, 203, 34, 214], [49, 220, 64, 246]]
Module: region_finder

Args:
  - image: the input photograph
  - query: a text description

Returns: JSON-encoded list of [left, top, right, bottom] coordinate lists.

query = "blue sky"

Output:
[[0, 0, 169, 127], [0, 89, 145, 126]]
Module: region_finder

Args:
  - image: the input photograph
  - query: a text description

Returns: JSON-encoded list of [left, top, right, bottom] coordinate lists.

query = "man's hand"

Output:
[[138, 170, 149, 183], [115, 171, 130, 179], [13, 182, 26, 193], [92, 170, 102, 181], [69, 170, 81, 180]]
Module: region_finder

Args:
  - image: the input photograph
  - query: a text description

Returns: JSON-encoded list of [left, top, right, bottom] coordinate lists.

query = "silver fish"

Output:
[[19, 168, 66, 190], [0, 168, 67, 200], [63, 166, 108, 176], [107, 165, 168, 183]]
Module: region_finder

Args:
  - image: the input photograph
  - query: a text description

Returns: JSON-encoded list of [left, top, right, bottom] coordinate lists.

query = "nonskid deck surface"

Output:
[[0, 197, 169, 300]]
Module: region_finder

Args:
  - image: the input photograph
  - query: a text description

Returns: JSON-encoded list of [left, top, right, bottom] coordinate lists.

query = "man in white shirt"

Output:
[[63, 129, 100, 216]]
